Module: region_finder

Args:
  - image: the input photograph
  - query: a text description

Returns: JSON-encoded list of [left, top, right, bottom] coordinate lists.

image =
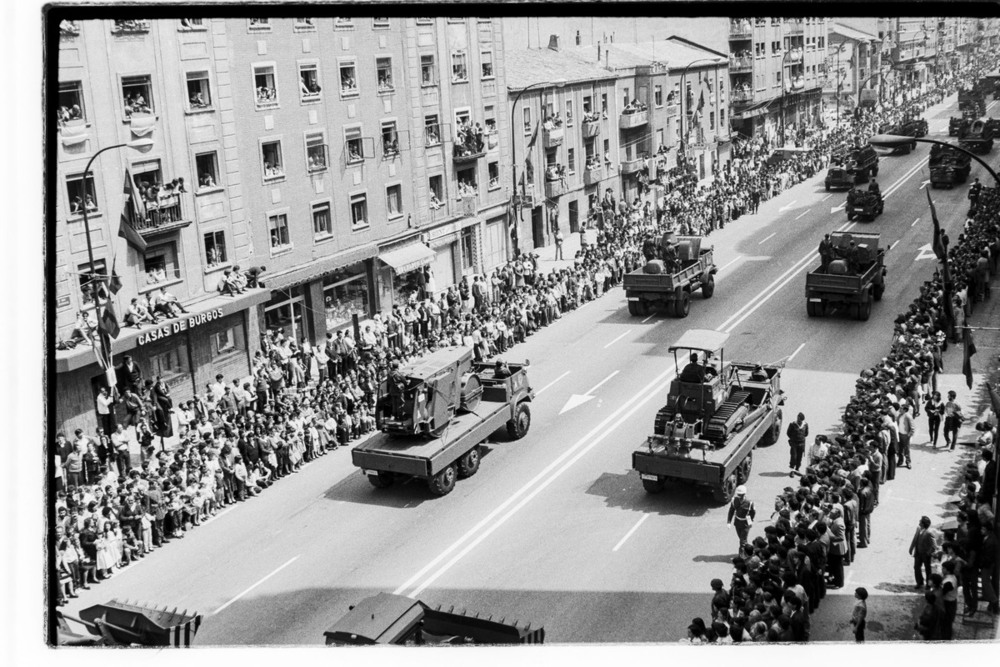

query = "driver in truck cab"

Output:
[[680, 352, 718, 383]]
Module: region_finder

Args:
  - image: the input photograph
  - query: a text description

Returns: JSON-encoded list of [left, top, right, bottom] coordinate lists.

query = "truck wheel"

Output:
[[737, 451, 754, 484], [873, 283, 885, 301], [635, 300, 650, 316], [457, 446, 481, 478], [858, 293, 873, 321], [627, 301, 640, 316], [429, 464, 457, 496], [367, 471, 395, 489], [507, 402, 531, 440], [806, 301, 818, 318], [713, 473, 738, 505], [641, 476, 667, 494], [825, 184, 830, 191], [673, 291, 691, 318], [701, 275, 715, 299], [760, 408, 782, 446]]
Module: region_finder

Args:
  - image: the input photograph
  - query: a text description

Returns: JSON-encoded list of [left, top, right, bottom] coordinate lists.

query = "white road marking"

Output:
[[795, 210, 810, 220], [716, 256, 742, 274], [396, 366, 678, 598], [758, 232, 776, 245], [587, 370, 619, 393], [912, 217, 920, 227], [212, 556, 299, 615], [613, 515, 650, 552], [821, 193, 833, 201], [604, 330, 632, 349], [788, 342, 807, 361], [535, 371, 570, 397], [640, 313, 656, 323], [889, 240, 899, 250]]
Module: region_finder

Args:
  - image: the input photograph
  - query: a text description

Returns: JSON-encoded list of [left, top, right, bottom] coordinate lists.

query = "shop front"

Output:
[[376, 239, 436, 312]]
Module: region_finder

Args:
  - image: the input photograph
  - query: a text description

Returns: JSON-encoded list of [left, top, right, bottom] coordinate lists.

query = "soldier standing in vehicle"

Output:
[[727, 485, 756, 551], [818, 234, 835, 273]]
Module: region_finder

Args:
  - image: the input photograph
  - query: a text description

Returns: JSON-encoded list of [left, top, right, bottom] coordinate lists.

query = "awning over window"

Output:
[[379, 242, 435, 274]]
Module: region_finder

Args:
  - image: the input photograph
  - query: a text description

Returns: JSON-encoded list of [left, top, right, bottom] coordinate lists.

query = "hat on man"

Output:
[[735, 485, 747, 496]]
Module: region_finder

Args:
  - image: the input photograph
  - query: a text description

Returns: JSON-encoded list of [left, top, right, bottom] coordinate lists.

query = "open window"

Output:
[[195, 151, 219, 190], [254, 64, 279, 109], [312, 201, 332, 238], [299, 62, 322, 102], [339, 61, 359, 98], [305, 131, 328, 173], [381, 121, 410, 158], [121, 74, 154, 118], [248, 18, 270, 32], [142, 242, 180, 289], [268, 212, 291, 250], [261, 139, 284, 180], [204, 230, 227, 268], [376, 57, 395, 93], [343, 126, 373, 165], [186, 71, 213, 111], [58, 81, 86, 125], [420, 54, 436, 87], [424, 114, 442, 146], [66, 173, 98, 215], [350, 193, 368, 229], [481, 51, 494, 80], [451, 51, 469, 83], [386, 184, 403, 220]]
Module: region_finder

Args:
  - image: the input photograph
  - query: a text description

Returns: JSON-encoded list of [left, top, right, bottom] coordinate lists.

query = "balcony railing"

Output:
[[543, 125, 565, 148], [134, 193, 191, 235], [732, 89, 754, 103], [730, 56, 753, 72], [582, 119, 601, 138], [620, 157, 645, 174], [619, 109, 649, 129], [729, 20, 752, 38], [786, 48, 804, 63], [453, 146, 486, 163], [544, 178, 568, 198], [584, 166, 602, 186]]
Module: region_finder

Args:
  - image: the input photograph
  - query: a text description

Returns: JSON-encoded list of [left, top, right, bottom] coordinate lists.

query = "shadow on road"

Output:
[[584, 470, 713, 516], [692, 553, 737, 564]]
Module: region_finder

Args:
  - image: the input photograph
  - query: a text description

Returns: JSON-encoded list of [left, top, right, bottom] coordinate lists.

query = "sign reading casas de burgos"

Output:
[[136, 308, 224, 345]]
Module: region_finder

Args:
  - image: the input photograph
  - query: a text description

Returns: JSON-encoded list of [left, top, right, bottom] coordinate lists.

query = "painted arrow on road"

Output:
[[915, 243, 938, 261], [560, 370, 619, 415], [830, 202, 846, 214], [779, 200, 798, 212], [920, 179, 930, 189]]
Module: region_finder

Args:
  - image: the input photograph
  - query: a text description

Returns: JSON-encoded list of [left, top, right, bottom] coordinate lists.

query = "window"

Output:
[[451, 52, 469, 82], [66, 173, 98, 215], [213, 325, 245, 359], [149, 347, 189, 386], [186, 71, 212, 110], [350, 193, 368, 229], [420, 54, 436, 86], [484, 105, 496, 134], [381, 121, 399, 157], [386, 184, 403, 219], [424, 114, 441, 146], [457, 166, 477, 196], [334, 17, 353, 29], [429, 175, 444, 207], [622, 87, 629, 108], [254, 64, 278, 109], [142, 242, 179, 288], [488, 161, 500, 190], [204, 230, 227, 268], [454, 108, 471, 129], [339, 61, 358, 97], [299, 63, 322, 101], [376, 57, 394, 93], [654, 85, 663, 107], [416, 18, 433, 25], [195, 152, 219, 190], [305, 131, 328, 172], [481, 51, 494, 79], [601, 93, 608, 113], [565, 99, 573, 125], [522, 107, 531, 133], [312, 201, 332, 237], [121, 75, 154, 117], [78, 259, 106, 307], [656, 129, 664, 151], [709, 111, 715, 130], [58, 81, 86, 124], [179, 18, 205, 30], [248, 18, 270, 32], [583, 96, 592, 114], [567, 148, 576, 173], [261, 140, 284, 179], [461, 228, 475, 271], [818, 37, 825, 49], [373, 17, 390, 29], [294, 18, 315, 31], [344, 126, 364, 163], [268, 212, 290, 250], [112, 20, 150, 34]]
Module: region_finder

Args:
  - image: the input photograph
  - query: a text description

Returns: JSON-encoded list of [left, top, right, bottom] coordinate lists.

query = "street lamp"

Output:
[[508, 78, 566, 257], [80, 138, 155, 380], [868, 134, 1000, 185], [678, 57, 725, 157]]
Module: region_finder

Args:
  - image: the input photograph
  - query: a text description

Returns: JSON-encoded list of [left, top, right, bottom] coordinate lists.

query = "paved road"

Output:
[[61, 92, 1000, 645]]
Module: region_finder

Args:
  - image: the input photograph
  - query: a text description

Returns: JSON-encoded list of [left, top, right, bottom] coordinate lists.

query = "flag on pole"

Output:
[[118, 169, 148, 253], [108, 260, 123, 294], [927, 188, 946, 261], [99, 301, 121, 339], [962, 322, 976, 390]]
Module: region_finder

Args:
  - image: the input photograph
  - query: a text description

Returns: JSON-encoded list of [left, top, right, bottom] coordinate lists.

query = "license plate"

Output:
[[361, 469, 372, 476], [640, 474, 659, 481]]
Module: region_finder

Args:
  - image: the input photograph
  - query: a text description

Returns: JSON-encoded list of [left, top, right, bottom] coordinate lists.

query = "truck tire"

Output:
[[760, 408, 782, 446], [635, 299, 650, 316], [806, 301, 818, 318], [627, 301, 640, 316], [873, 282, 885, 301], [701, 274, 715, 299], [713, 473, 738, 505], [673, 291, 691, 318], [507, 402, 531, 440], [737, 451, 754, 484], [642, 476, 667, 494], [825, 184, 830, 191], [428, 464, 457, 496], [367, 471, 395, 489], [858, 293, 873, 321], [457, 446, 481, 478]]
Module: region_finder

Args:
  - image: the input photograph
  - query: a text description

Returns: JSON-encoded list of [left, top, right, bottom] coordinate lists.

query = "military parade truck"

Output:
[[845, 187, 884, 222], [949, 110, 977, 136], [959, 87, 987, 117], [824, 145, 880, 190], [958, 118, 995, 154], [353, 346, 533, 496], [930, 144, 972, 188], [623, 235, 717, 317], [805, 231, 887, 321], [323, 593, 545, 645], [632, 329, 784, 504]]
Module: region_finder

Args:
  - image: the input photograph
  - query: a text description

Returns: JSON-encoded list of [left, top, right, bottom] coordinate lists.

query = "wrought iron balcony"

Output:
[[729, 20, 752, 38], [134, 193, 192, 236], [730, 56, 753, 72]]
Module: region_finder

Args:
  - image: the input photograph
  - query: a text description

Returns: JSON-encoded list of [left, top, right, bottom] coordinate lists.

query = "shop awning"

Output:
[[379, 242, 435, 274], [731, 99, 771, 120]]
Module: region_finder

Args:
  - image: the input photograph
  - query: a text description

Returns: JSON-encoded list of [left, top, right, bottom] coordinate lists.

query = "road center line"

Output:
[[212, 556, 299, 615], [889, 240, 899, 250], [603, 330, 632, 349], [394, 366, 678, 598], [795, 210, 810, 220], [788, 342, 807, 361], [758, 232, 776, 245], [587, 370, 620, 394], [535, 371, 570, 397], [716, 256, 742, 274], [640, 313, 656, 323], [821, 193, 833, 201], [612, 515, 650, 552], [912, 217, 920, 227]]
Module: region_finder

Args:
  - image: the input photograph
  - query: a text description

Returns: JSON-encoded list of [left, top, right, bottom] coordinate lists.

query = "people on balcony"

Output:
[[622, 99, 648, 114], [543, 112, 564, 130], [457, 180, 478, 198], [453, 120, 485, 158], [582, 110, 601, 123]]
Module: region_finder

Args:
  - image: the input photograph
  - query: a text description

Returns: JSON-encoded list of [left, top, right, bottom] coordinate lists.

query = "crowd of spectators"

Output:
[[684, 66, 1000, 643]]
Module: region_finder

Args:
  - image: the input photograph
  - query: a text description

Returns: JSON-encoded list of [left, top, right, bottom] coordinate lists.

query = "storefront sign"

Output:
[[136, 307, 224, 345]]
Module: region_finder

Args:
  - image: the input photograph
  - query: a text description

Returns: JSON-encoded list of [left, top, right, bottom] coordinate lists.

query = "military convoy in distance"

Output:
[[949, 109, 978, 136], [631, 329, 785, 504], [930, 144, 973, 188], [876, 116, 926, 154], [623, 233, 717, 317], [959, 86, 988, 117], [352, 346, 533, 496], [845, 187, 884, 222], [806, 231, 887, 321], [958, 118, 995, 154], [824, 145, 880, 190]]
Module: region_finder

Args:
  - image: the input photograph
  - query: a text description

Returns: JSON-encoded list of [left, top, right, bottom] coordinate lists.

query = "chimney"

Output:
[[548, 35, 560, 52]]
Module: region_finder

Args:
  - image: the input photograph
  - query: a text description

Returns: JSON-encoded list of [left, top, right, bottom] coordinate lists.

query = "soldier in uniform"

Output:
[[818, 234, 835, 273], [727, 485, 756, 551]]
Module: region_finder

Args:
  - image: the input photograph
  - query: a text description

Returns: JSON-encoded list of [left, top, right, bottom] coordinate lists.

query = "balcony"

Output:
[[619, 109, 649, 130], [134, 193, 192, 236], [729, 20, 752, 39], [789, 19, 804, 34], [732, 89, 754, 103], [582, 118, 601, 138], [584, 166, 602, 186], [543, 124, 565, 148], [453, 145, 486, 164], [663, 103, 680, 118], [544, 178, 568, 198], [730, 56, 753, 72], [790, 76, 805, 91], [785, 48, 804, 63], [620, 156, 645, 174]]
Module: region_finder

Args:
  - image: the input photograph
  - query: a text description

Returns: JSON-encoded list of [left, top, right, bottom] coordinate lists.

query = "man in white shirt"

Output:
[[96, 386, 116, 436], [210, 374, 227, 401]]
